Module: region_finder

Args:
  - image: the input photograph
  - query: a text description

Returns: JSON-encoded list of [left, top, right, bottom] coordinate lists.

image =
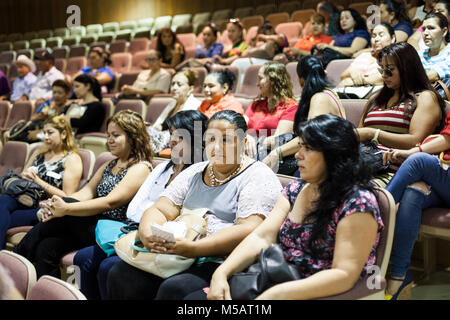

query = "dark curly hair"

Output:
[[336, 8, 368, 34], [294, 114, 377, 258]]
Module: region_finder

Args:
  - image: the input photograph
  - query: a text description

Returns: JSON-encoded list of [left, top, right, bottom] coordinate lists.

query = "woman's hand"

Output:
[[383, 148, 416, 165], [262, 149, 279, 169], [315, 43, 330, 50], [21, 168, 38, 182], [245, 134, 257, 159], [144, 237, 196, 258], [356, 127, 376, 142], [207, 270, 232, 300], [43, 195, 69, 222], [260, 136, 276, 148], [350, 70, 365, 86]]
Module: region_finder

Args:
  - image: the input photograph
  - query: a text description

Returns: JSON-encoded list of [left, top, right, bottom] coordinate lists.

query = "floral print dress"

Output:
[[279, 179, 384, 279]]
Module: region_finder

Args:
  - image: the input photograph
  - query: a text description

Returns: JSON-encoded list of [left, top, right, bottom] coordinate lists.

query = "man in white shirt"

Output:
[[29, 51, 64, 106], [10, 55, 38, 102]]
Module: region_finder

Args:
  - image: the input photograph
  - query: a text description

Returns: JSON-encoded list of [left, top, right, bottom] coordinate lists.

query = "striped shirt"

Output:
[[419, 44, 450, 80], [363, 102, 412, 171]]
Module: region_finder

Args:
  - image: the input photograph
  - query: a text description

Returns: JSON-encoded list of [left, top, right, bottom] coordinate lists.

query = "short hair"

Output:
[[177, 69, 198, 87], [424, 12, 450, 42], [202, 23, 219, 38], [311, 13, 326, 25], [88, 46, 112, 66], [52, 79, 72, 94]]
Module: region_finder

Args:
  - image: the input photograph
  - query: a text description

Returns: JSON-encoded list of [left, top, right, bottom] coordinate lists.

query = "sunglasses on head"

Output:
[[377, 67, 394, 77]]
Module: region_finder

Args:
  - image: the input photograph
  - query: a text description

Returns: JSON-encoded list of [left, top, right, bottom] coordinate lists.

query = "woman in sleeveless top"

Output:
[[357, 42, 445, 186], [107, 110, 282, 300], [0, 116, 82, 249], [262, 56, 345, 174], [14, 110, 153, 278]]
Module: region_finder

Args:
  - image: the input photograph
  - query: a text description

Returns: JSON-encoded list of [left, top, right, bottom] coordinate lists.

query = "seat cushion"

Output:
[[422, 207, 450, 229]]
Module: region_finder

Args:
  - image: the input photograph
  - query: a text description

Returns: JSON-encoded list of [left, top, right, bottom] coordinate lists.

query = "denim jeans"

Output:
[[0, 194, 39, 249], [386, 153, 450, 278]]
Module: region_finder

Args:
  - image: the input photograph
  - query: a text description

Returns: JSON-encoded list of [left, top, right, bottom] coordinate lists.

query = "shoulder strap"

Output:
[[323, 90, 345, 118]]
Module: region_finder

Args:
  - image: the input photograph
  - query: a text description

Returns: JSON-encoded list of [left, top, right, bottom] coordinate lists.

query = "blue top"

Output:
[[334, 29, 370, 48], [394, 21, 414, 37], [81, 66, 115, 93], [10, 72, 37, 101], [327, 12, 340, 37], [195, 42, 224, 58]]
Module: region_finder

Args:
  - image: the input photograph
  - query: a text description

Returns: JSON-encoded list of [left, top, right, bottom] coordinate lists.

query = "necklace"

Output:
[[208, 163, 243, 186]]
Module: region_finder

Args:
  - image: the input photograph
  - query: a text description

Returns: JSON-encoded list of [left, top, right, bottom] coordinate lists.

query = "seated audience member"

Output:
[[338, 23, 396, 88], [380, 0, 414, 42], [73, 47, 114, 93], [357, 42, 445, 186], [14, 110, 153, 279], [74, 110, 208, 300], [205, 115, 383, 300], [408, 0, 449, 51], [231, 22, 288, 83], [147, 69, 202, 153], [407, 0, 435, 27], [197, 69, 244, 118], [383, 109, 450, 300], [244, 62, 297, 158], [263, 56, 345, 174], [0, 116, 82, 249], [9, 55, 37, 102], [0, 70, 11, 101], [66, 74, 106, 135], [156, 27, 186, 69], [115, 50, 171, 103], [213, 19, 248, 66], [418, 12, 450, 83], [195, 23, 224, 60], [316, 1, 340, 36], [283, 14, 333, 60], [313, 8, 370, 63], [26, 79, 74, 142], [29, 51, 64, 106], [107, 110, 283, 300]]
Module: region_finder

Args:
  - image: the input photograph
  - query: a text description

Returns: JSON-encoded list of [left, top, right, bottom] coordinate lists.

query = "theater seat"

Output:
[[1, 101, 33, 133], [235, 65, 262, 99], [0, 250, 36, 299], [286, 61, 302, 98], [291, 9, 316, 27], [340, 99, 368, 127], [326, 59, 355, 87], [28, 275, 86, 300], [128, 38, 149, 56], [66, 56, 87, 77], [266, 12, 290, 28], [110, 52, 132, 74], [0, 141, 30, 175]]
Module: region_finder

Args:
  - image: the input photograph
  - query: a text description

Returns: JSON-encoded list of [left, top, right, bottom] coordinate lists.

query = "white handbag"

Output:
[[114, 208, 208, 278]]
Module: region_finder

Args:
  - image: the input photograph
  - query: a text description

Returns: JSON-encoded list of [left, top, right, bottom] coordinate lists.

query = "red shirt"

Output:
[[293, 34, 333, 52], [245, 98, 298, 137], [441, 110, 450, 136]]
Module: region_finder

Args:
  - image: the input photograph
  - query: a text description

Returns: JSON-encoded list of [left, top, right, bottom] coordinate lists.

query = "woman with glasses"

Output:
[[114, 50, 171, 103], [356, 42, 445, 187]]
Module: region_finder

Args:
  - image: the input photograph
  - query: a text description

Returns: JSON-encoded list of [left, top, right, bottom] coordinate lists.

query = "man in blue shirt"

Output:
[[10, 55, 37, 102]]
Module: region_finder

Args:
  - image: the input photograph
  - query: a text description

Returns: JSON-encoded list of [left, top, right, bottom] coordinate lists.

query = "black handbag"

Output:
[[8, 120, 43, 142], [0, 169, 46, 207], [229, 244, 300, 300], [257, 133, 299, 176], [359, 141, 390, 175], [311, 46, 349, 68], [433, 78, 450, 101]]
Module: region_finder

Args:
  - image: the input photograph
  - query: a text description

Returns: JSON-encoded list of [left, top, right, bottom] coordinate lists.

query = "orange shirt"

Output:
[[293, 33, 333, 52], [197, 94, 244, 119]]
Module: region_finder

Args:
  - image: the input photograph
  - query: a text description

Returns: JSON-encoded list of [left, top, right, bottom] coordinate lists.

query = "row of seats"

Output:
[[0, 1, 374, 55]]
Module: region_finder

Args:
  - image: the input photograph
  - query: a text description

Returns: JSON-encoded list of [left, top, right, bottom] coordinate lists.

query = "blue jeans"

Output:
[[73, 245, 122, 300], [0, 194, 39, 249], [386, 153, 450, 278]]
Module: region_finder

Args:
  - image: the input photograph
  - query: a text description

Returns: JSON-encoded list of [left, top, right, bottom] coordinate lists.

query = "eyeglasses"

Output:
[[145, 57, 159, 62], [377, 67, 394, 77]]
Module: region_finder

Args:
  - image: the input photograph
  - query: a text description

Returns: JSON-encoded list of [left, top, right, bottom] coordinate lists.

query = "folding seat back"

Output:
[[29, 39, 46, 50], [192, 12, 211, 34], [349, 2, 373, 16], [0, 42, 13, 53], [37, 29, 53, 39], [102, 22, 120, 33], [46, 37, 63, 49], [234, 7, 255, 20], [0, 141, 30, 175], [152, 16, 173, 36], [115, 30, 132, 42], [110, 52, 132, 74], [114, 99, 147, 120], [13, 40, 30, 51], [235, 65, 262, 98], [325, 59, 355, 87], [0, 51, 16, 64], [275, 22, 303, 44], [131, 51, 151, 71], [279, 1, 302, 14], [93, 152, 117, 174], [291, 9, 316, 27], [23, 32, 38, 41], [133, 28, 151, 40], [7, 33, 23, 42], [340, 99, 368, 127], [255, 4, 277, 18], [120, 21, 138, 31], [69, 26, 86, 37], [62, 35, 80, 46], [266, 12, 290, 28], [4, 101, 33, 130], [146, 96, 176, 125], [138, 18, 154, 29], [171, 14, 192, 33], [28, 275, 86, 300], [77, 148, 95, 188], [241, 15, 264, 31], [0, 101, 11, 128], [0, 250, 37, 299], [109, 40, 127, 54], [97, 32, 116, 43], [52, 46, 70, 59], [53, 28, 69, 38], [17, 49, 33, 60], [69, 44, 88, 58], [128, 38, 149, 56], [86, 24, 103, 35], [66, 56, 87, 76], [80, 35, 98, 46], [54, 58, 67, 74], [286, 61, 302, 98]]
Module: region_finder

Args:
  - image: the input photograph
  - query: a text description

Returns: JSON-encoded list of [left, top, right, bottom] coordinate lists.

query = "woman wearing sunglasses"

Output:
[[356, 42, 445, 187]]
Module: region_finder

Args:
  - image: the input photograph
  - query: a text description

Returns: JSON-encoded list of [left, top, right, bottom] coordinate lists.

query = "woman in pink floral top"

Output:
[[207, 114, 384, 300]]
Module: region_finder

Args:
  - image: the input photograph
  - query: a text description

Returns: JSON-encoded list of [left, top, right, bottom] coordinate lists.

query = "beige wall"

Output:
[[0, 0, 277, 34]]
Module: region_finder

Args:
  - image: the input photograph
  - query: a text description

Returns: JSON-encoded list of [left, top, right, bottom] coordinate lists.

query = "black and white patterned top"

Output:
[[96, 159, 130, 221], [29, 152, 72, 190]]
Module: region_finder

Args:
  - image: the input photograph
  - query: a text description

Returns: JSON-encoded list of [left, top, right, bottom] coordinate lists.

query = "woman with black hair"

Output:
[[107, 110, 282, 300], [262, 56, 345, 174], [197, 69, 244, 118], [357, 42, 445, 186], [314, 8, 370, 59], [73, 47, 114, 93], [66, 74, 106, 135], [207, 114, 383, 300], [156, 27, 186, 69], [73, 110, 208, 300], [380, 0, 414, 42]]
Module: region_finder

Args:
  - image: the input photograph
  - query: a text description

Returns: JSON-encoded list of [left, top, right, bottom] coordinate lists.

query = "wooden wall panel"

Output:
[[0, 0, 279, 34]]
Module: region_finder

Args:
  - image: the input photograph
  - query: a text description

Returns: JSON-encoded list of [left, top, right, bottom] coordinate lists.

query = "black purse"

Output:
[[359, 141, 390, 175], [0, 169, 46, 207], [311, 45, 349, 68], [229, 244, 300, 300], [257, 133, 299, 176], [8, 120, 43, 142]]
